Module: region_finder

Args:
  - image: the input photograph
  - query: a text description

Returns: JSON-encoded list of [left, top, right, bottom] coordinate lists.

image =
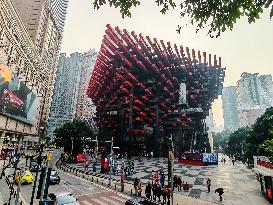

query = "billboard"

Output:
[[203, 153, 218, 163], [0, 64, 39, 125]]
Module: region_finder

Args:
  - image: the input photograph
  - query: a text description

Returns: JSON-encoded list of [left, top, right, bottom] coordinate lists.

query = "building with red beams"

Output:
[[87, 25, 225, 156]]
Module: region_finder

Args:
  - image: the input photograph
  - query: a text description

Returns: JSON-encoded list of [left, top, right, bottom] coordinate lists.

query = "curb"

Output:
[[56, 162, 131, 200]]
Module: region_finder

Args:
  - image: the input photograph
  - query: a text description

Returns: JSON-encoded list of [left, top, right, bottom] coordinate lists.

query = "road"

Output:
[[18, 149, 131, 205]]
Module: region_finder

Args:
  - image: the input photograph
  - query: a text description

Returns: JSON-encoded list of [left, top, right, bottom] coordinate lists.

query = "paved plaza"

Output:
[[69, 154, 270, 205]]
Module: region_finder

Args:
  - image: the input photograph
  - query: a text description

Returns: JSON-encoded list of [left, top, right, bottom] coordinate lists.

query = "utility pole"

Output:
[[168, 134, 174, 205], [30, 144, 44, 205], [108, 136, 114, 187], [40, 151, 51, 201], [15, 167, 22, 205]]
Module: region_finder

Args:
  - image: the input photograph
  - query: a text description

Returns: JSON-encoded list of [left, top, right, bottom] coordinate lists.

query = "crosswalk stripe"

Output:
[[101, 197, 123, 205], [81, 200, 95, 205], [110, 195, 126, 203], [92, 198, 108, 205]]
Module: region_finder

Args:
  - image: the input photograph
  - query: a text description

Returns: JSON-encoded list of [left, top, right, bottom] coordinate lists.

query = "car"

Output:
[[29, 160, 42, 172], [125, 198, 161, 205], [48, 192, 80, 205], [15, 169, 33, 184], [76, 154, 86, 163], [49, 170, 60, 184]]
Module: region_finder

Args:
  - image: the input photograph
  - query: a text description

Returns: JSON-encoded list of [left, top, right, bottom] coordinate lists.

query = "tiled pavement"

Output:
[[67, 155, 270, 205]]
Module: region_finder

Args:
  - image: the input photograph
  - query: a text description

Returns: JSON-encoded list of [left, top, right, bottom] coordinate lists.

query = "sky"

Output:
[[60, 0, 273, 126]]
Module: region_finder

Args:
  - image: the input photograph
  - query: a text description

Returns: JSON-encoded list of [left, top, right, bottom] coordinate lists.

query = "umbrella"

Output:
[[215, 188, 224, 195]]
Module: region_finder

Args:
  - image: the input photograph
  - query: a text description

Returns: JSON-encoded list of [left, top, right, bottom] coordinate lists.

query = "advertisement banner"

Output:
[[179, 83, 187, 104], [203, 153, 218, 164], [0, 64, 39, 125]]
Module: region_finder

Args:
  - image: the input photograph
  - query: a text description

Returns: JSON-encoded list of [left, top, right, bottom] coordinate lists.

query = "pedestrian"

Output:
[[223, 158, 226, 164], [215, 187, 224, 201], [84, 160, 89, 171], [160, 172, 165, 186], [166, 185, 171, 205], [145, 182, 152, 199], [177, 176, 182, 191], [156, 184, 162, 202], [207, 178, 211, 193], [152, 183, 157, 200], [173, 175, 178, 189], [162, 186, 167, 204], [134, 177, 139, 195], [232, 158, 235, 165], [138, 181, 142, 197]]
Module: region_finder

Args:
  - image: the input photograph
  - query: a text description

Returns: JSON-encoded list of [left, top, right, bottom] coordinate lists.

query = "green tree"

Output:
[[245, 107, 273, 161], [259, 139, 273, 162], [227, 127, 251, 157], [93, 0, 273, 37], [54, 119, 95, 157], [213, 130, 230, 152]]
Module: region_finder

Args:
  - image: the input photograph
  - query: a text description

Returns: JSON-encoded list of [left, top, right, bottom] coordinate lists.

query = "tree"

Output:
[[213, 130, 230, 152], [259, 139, 273, 162], [245, 107, 273, 161], [54, 119, 95, 157], [227, 127, 251, 157], [93, 0, 273, 37]]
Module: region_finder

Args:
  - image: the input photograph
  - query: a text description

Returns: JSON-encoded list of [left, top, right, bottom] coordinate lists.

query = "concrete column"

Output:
[[0, 131, 6, 150]]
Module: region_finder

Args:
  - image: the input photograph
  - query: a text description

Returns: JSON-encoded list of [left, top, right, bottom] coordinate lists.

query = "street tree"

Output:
[[54, 119, 95, 157], [92, 0, 273, 37], [245, 107, 273, 161], [227, 127, 251, 157], [213, 130, 230, 152], [259, 139, 273, 162]]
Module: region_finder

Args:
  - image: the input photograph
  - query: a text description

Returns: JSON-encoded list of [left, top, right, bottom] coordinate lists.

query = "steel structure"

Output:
[[87, 25, 225, 156]]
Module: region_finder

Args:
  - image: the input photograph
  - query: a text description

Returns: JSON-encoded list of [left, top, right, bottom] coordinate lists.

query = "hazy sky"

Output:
[[60, 0, 273, 126]]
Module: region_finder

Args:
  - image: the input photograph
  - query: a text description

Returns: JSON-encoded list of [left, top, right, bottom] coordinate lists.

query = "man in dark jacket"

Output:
[[145, 182, 152, 199]]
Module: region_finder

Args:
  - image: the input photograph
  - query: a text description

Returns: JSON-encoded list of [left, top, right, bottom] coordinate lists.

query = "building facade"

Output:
[[87, 25, 225, 155], [222, 86, 240, 131], [47, 50, 97, 140], [0, 0, 47, 144], [237, 73, 273, 127], [12, 0, 69, 130], [76, 49, 97, 120]]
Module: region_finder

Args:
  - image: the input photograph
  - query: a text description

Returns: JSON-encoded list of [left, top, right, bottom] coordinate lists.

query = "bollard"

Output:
[[97, 179, 98, 183], [102, 182, 103, 186], [115, 184, 116, 190], [83, 174, 84, 179], [130, 189, 132, 196], [76, 170, 78, 176], [92, 177, 93, 181]]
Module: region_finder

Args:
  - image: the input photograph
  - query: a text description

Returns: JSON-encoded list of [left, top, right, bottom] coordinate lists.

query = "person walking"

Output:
[[173, 175, 178, 189], [215, 187, 224, 201], [145, 182, 152, 199], [134, 177, 139, 195], [177, 176, 182, 191], [138, 181, 142, 197], [232, 158, 235, 165], [120, 172, 125, 192], [156, 184, 162, 202], [160, 172, 165, 186], [207, 178, 211, 193], [152, 183, 157, 200]]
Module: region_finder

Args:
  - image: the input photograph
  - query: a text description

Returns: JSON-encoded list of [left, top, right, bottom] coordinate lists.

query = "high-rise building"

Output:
[[0, 0, 48, 145], [205, 109, 216, 132], [47, 50, 97, 140], [12, 0, 69, 129], [237, 72, 273, 127], [49, 0, 69, 32], [76, 49, 97, 120], [222, 86, 239, 131]]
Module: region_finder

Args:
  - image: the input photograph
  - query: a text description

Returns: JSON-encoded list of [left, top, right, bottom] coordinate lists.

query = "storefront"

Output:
[[254, 156, 273, 204]]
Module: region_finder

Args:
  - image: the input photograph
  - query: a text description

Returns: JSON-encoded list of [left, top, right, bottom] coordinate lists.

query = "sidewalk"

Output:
[[58, 163, 215, 205]]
